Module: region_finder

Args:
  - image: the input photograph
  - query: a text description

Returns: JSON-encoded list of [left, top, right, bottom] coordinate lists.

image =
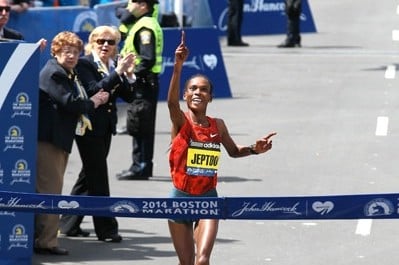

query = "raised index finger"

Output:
[[181, 30, 185, 46], [264, 132, 277, 140]]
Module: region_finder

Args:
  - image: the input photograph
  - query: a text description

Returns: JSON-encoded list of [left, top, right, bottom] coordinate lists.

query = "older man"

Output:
[[0, 0, 23, 40]]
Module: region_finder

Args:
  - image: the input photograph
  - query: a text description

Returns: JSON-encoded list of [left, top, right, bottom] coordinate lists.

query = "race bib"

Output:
[[186, 141, 221, 177]]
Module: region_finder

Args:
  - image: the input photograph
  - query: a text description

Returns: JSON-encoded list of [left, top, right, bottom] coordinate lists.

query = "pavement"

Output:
[[33, 0, 399, 264]]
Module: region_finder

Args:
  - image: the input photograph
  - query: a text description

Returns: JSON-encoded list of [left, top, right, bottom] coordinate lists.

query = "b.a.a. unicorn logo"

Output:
[[12, 92, 32, 118], [8, 224, 28, 250], [10, 159, 30, 185], [4, 125, 24, 151], [364, 198, 394, 217], [73, 10, 98, 33]]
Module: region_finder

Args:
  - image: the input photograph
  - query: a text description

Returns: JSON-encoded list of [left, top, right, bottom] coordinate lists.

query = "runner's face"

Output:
[[184, 77, 212, 111]]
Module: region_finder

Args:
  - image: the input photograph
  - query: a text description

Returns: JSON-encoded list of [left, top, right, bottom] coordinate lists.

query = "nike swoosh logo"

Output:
[[210, 133, 218, 138]]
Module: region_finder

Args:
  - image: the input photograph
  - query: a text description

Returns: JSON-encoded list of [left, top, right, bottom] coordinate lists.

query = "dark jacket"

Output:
[[38, 58, 95, 153], [75, 54, 134, 136], [3, 27, 24, 40]]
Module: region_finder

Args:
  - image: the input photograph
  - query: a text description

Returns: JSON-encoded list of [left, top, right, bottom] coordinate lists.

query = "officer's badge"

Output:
[[140, 30, 152, 45]]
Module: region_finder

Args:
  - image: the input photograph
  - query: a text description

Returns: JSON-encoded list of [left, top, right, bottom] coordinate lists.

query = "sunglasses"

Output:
[[96, 39, 116, 46], [0, 6, 11, 12]]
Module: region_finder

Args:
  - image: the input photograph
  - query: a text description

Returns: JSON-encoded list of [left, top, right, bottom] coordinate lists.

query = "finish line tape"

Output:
[[1, 191, 399, 220]]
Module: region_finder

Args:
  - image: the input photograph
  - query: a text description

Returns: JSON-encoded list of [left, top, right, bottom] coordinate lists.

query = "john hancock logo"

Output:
[[8, 224, 28, 250], [4, 126, 24, 151], [10, 159, 31, 185], [12, 92, 32, 118]]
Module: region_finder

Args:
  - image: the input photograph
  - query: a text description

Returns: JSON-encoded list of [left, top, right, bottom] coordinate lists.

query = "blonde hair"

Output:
[[84, 26, 121, 57], [51, 31, 83, 57]]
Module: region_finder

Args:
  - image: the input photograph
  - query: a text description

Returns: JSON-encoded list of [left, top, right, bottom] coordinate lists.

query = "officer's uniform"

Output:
[[118, 2, 163, 180]]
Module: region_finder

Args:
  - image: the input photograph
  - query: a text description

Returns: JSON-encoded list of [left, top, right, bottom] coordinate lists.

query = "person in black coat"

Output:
[[59, 26, 136, 243], [35, 31, 109, 255]]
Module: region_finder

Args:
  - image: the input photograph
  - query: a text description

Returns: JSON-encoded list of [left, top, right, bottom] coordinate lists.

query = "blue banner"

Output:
[[0, 43, 40, 265], [2, 191, 399, 220], [208, 0, 317, 36]]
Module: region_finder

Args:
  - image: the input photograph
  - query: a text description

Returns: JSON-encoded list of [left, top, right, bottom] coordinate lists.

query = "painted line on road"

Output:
[[355, 219, 372, 236], [392, 30, 399, 41], [385, 65, 396, 79], [363, 116, 390, 234], [375, 116, 389, 136]]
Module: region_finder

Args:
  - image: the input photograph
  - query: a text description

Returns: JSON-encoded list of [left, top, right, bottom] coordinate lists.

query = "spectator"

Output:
[[0, 0, 47, 50], [9, 0, 29, 13], [167, 30, 276, 265], [59, 26, 136, 243], [34, 31, 109, 255], [277, 0, 301, 48], [227, 0, 248, 46], [116, 0, 163, 181], [0, 0, 23, 40]]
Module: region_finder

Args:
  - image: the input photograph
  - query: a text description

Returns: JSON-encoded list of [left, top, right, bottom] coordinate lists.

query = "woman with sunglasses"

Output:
[[59, 25, 136, 243]]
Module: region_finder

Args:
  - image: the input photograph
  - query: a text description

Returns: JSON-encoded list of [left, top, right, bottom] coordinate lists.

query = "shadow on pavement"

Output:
[[32, 229, 238, 264]]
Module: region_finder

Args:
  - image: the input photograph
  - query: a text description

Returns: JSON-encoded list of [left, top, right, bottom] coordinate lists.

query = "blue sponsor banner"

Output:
[[1, 191, 399, 220], [225, 194, 399, 220], [0, 43, 40, 265], [7, 0, 317, 42], [208, 0, 317, 36]]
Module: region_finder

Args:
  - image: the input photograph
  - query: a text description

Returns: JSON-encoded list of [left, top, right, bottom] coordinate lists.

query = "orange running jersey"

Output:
[[169, 112, 222, 195]]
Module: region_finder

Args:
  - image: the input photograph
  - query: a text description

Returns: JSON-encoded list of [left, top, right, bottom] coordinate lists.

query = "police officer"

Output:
[[277, 0, 302, 48], [116, 0, 163, 180]]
